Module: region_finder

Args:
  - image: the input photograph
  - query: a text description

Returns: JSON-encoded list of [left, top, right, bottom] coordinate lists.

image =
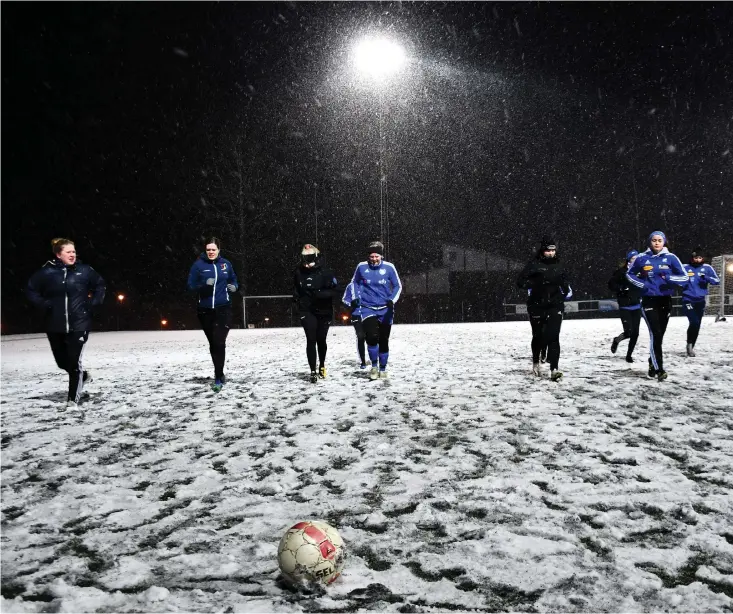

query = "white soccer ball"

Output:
[[277, 520, 345, 587]]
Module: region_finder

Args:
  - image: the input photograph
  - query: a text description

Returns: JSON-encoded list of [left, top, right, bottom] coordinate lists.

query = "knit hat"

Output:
[[647, 230, 667, 246], [691, 246, 703, 258], [540, 236, 557, 251], [626, 249, 639, 261], [367, 240, 384, 256]]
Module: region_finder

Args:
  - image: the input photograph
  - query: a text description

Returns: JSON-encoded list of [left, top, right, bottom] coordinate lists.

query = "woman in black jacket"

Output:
[[27, 238, 106, 408], [293, 244, 338, 383], [607, 249, 643, 362], [516, 237, 572, 381]]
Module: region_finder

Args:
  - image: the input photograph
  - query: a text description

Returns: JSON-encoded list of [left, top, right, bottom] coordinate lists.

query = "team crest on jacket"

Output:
[[379, 268, 386, 275], [220, 263, 228, 271]]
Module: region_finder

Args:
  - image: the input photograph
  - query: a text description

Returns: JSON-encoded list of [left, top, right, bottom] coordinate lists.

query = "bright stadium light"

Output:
[[353, 37, 406, 80]]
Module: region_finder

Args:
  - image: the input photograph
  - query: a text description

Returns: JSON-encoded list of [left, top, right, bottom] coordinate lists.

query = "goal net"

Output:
[[705, 255, 733, 321], [242, 295, 297, 328]]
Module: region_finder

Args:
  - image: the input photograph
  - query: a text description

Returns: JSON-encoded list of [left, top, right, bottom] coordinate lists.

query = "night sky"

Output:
[[3, 2, 732, 332]]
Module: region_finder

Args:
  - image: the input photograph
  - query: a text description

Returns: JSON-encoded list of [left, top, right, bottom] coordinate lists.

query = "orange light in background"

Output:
[[342, 314, 349, 322], [161, 319, 168, 326], [117, 294, 125, 302]]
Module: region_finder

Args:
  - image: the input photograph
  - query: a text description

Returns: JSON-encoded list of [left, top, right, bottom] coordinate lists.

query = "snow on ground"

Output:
[[1, 317, 732, 613]]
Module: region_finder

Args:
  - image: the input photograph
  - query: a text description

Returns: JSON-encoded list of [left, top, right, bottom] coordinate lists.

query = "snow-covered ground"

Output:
[[2, 318, 732, 613]]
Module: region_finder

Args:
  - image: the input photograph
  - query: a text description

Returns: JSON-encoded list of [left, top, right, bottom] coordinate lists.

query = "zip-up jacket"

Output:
[[517, 257, 572, 310], [27, 258, 106, 333], [348, 260, 402, 318], [626, 248, 688, 297], [293, 259, 338, 317], [187, 254, 238, 310], [682, 263, 720, 303], [608, 266, 642, 310]]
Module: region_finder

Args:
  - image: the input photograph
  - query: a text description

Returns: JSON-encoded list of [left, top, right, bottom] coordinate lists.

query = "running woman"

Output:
[[681, 247, 720, 357], [626, 231, 688, 381], [608, 249, 643, 362]]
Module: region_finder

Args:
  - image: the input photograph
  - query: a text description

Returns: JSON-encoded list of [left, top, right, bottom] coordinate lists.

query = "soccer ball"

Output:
[[277, 520, 345, 587]]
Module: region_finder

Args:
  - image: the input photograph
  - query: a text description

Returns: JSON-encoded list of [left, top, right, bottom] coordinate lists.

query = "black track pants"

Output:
[[528, 306, 563, 370], [684, 301, 705, 346], [641, 296, 672, 372], [47, 331, 89, 403], [198, 306, 232, 379]]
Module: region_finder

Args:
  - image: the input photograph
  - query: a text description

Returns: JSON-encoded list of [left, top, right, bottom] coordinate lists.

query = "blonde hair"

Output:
[[51, 238, 74, 255]]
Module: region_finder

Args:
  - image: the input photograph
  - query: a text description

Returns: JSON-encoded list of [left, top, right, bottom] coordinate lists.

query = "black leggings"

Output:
[[641, 296, 672, 372], [47, 331, 89, 403], [362, 316, 391, 352], [198, 306, 231, 379], [617, 308, 642, 357], [352, 317, 366, 364], [300, 312, 331, 371], [529, 307, 563, 370]]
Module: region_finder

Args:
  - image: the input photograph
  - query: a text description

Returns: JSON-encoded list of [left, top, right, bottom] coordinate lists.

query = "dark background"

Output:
[[3, 2, 732, 332]]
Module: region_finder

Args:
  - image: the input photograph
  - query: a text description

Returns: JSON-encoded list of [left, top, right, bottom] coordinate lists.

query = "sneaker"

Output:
[[82, 370, 93, 385], [625, 356, 634, 363], [686, 343, 695, 357], [657, 370, 668, 382], [309, 371, 318, 384], [211, 380, 223, 393], [550, 370, 563, 382], [611, 336, 621, 354], [369, 367, 380, 381], [359, 363, 367, 370], [219, 374, 227, 385], [532, 362, 541, 377], [540, 349, 547, 363], [648, 361, 656, 378], [65, 400, 78, 410], [319, 366, 327, 379], [379, 369, 389, 379]]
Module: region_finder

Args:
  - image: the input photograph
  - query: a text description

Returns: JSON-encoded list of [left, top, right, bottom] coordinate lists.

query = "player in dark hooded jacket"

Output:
[[293, 244, 339, 383], [626, 230, 688, 381], [681, 247, 721, 357], [608, 249, 643, 362], [27, 238, 106, 408], [187, 237, 239, 392], [516, 236, 572, 381]]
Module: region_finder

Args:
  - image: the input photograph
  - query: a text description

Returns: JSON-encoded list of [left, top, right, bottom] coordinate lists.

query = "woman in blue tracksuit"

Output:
[[348, 241, 402, 380], [27, 238, 106, 408], [626, 231, 688, 381], [608, 249, 643, 362], [682, 247, 721, 357], [342, 281, 366, 369], [187, 237, 239, 392]]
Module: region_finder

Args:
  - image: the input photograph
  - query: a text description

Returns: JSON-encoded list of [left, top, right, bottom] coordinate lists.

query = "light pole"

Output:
[[116, 294, 125, 331], [353, 36, 406, 260]]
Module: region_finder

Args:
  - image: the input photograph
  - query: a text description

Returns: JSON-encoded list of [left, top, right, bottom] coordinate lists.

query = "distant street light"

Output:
[[353, 36, 407, 260], [116, 294, 125, 330], [160, 319, 168, 331]]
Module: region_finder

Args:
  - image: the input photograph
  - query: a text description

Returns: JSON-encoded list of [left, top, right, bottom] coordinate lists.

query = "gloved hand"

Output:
[[386, 299, 394, 308], [227, 284, 236, 293], [350, 299, 360, 309], [206, 278, 215, 286]]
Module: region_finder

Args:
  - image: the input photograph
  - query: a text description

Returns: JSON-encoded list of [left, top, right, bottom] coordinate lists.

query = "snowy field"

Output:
[[2, 318, 733, 613]]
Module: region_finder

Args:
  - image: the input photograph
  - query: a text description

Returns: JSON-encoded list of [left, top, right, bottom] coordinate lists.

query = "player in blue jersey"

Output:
[[626, 231, 688, 381], [347, 241, 402, 380], [681, 247, 721, 357], [342, 281, 367, 369]]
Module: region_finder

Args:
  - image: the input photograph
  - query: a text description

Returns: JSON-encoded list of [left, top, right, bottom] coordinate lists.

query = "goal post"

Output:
[[705, 255, 732, 322], [242, 295, 294, 328]]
